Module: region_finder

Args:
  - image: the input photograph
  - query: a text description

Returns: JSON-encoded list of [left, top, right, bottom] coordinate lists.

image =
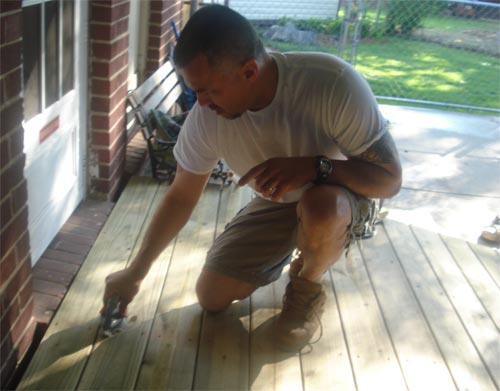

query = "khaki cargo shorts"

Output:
[[204, 187, 377, 286]]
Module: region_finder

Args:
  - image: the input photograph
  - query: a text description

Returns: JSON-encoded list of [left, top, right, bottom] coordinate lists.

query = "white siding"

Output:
[[229, 0, 340, 20]]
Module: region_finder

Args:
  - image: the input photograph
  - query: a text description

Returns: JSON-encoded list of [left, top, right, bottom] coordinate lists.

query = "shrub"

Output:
[[384, 0, 436, 36], [362, 22, 385, 39], [277, 17, 342, 35]]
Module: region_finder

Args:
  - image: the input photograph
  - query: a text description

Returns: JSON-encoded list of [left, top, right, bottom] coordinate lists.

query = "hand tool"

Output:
[[101, 296, 127, 337]]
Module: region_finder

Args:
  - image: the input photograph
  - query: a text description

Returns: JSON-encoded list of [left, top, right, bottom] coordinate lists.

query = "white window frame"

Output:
[[22, 0, 74, 125]]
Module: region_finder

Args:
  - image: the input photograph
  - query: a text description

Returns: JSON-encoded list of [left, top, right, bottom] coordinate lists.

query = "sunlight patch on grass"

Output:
[[414, 68, 464, 83], [264, 35, 499, 110], [424, 16, 499, 32], [435, 84, 460, 92], [414, 53, 442, 62]]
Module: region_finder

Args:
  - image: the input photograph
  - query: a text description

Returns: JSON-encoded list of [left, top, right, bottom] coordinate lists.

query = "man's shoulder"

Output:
[[277, 51, 349, 73], [271, 52, 351, 91], [184, 103, 216, 126]]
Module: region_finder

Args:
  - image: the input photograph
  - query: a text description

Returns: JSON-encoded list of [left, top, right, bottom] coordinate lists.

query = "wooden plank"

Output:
[[443, 236, 500, 330], [360, 225, 456, 391], [157, 84, 183, 114], [126, 101, 137, 137], [76, 183, 171, 390], [194, 300, 251, 390], [143, 72, 180, 114], [412, 225, 500, 388], [300, 271, 356, 391], [331, 245, 407, 391], [193, 185, 253, 390], [131, 61, 174, 104], [469, 242, 500, 287], [384, 219, 497, 391], [135, 186, 221, 390], [17, 177, 160, 391], [249, 275, 303, 391]]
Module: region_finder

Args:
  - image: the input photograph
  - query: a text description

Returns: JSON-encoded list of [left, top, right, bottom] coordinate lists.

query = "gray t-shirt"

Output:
[[174, 51, 386, 202]]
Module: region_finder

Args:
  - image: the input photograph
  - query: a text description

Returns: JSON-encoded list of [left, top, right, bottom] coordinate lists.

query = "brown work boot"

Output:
[[275, 277, 326, 351]]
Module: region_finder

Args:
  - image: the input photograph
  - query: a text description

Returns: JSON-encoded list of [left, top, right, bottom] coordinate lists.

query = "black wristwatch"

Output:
[[315, 155, 333, 184]]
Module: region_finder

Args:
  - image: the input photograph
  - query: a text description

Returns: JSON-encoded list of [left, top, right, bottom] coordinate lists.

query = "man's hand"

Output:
[[101, 268, 142, 317], [238, 157, 316, 201]]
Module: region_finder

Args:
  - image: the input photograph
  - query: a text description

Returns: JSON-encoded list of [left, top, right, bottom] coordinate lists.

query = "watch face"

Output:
[[319, 158, 332, 174], [318, 157, 332, 180], [320, 159, 330, 172]]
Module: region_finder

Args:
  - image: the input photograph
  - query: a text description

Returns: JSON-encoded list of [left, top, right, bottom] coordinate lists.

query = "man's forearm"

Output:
[[101, 167, 209, 315], [127, 190, 199, 280], [326, 131, 402, 198], [328, 158, 401, 199]]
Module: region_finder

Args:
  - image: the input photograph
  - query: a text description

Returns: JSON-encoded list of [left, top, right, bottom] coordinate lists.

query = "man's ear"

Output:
[[241, 59, 259, 82]]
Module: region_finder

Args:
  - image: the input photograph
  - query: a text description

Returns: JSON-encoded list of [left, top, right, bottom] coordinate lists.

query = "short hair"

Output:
[[173, 5, 265, 70]]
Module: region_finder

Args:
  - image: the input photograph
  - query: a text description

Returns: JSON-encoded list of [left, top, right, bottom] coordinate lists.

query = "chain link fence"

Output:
[[226, 0, 500, 113]]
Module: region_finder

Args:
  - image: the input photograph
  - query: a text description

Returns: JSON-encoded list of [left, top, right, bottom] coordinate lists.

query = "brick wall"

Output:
[[89, 0, 183, 200], [146, 0, 183, 76], [0, 0, 187, 385], [0, 0, 35, 386], [89, 0, 131, 201]]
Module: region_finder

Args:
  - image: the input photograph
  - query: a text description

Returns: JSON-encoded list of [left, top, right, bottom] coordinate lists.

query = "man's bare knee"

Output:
[[196, 269, 256, 313], [196, 291, 231, 313], [297, 185, 351, 234]]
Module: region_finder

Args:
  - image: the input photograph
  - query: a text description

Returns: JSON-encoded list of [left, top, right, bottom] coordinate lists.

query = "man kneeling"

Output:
[[103, 5, 402, 351]]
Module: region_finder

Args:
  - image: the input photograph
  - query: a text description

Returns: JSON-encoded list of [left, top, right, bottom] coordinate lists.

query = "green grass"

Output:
[[363, 7, 499, 32], [357, 38, 499, 110], [423, 14, 499, 31], [264, 38, 500, 111]]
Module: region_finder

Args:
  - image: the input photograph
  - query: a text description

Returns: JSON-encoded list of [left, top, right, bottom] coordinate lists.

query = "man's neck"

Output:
[[249, 54, 278, 111]]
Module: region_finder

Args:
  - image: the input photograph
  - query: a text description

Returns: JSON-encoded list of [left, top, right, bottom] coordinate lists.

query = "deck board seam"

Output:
[[213, 184, 226, 239], [441, 235, 500, 334], [119, 181, 180, 390], [410, 224, 499, 390], [191, 186, 223, 391], [467, 243, 500, 290], [357, 239, 411, 391], [327, 269, 358, 391], [133, 236, 178, 391], [383, 223, 459, 391], [433, 233, 500, 390], [75, 179, 164, 390]]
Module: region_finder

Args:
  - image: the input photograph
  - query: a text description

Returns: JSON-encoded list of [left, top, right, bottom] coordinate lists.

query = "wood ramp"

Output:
[[18, 176, 500, 390]]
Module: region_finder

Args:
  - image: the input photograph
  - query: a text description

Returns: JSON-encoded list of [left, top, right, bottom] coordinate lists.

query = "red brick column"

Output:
[[146, 0, 183, 75], [89, 0, 130, 200], [0, 0, 35, 386]]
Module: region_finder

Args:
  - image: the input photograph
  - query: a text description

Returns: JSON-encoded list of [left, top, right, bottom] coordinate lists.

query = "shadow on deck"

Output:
[[18, 106, 500, 390], [17, 177, 500, 390]]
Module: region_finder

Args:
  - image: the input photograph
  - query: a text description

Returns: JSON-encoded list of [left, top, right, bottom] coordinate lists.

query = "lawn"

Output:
[[363, 6, 499, 32], [423, 14, 499, 31], [356, 38, 499, 110], [264, 37, 500, 111]]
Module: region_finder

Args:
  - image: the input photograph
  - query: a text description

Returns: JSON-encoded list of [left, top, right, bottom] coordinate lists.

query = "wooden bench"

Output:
[[127, 60, 185, 179], [127, 60, 228, 183]]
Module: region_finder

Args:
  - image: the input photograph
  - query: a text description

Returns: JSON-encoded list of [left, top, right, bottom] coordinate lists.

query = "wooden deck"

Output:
[[18, 176, 500, 391]]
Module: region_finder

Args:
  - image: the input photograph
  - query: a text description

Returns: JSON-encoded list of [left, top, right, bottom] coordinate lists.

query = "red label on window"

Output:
[[39, 116, 59, 143]]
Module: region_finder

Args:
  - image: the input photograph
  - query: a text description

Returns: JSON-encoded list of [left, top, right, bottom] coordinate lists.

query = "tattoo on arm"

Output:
[[356, 132, 399, 165]]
